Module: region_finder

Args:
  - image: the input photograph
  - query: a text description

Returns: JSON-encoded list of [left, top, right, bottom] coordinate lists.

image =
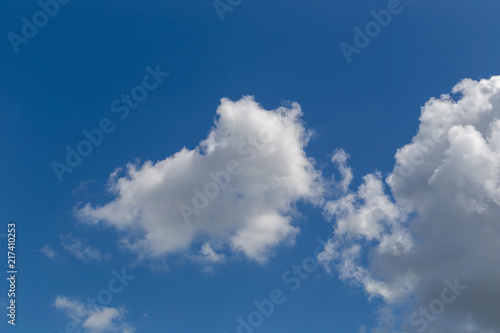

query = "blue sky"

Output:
[[2, 0, 500, 332]]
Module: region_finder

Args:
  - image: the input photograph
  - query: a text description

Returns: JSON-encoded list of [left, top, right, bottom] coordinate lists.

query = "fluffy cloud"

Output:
[[319, 76, 500, 332], [54, 296, 134, 333], [61, 234, 110, 263], [76, 97, 323, 262]]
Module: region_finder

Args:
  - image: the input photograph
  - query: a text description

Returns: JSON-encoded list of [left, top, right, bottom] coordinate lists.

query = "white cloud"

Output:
[[54, 296, 134, 333], [39, 244, 57, 259], [84, 307, 122, 331], [358, 325, 368, 333], [200, 242, 225, 263], [61, 234, 110, 263], [76, 96, 323, 263], [319, 76, 500, 332], [330, 148, 353, 194]]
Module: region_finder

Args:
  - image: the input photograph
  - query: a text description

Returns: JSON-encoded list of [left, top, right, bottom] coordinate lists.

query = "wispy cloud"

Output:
[[39, 244, 57, 259], [60, 234, 110, 263]]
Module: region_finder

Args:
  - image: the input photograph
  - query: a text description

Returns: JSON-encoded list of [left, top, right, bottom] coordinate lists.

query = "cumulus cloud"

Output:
[[61, 234, 110, 263], [54, 296, 134, 333], [319, 76, 500, 332], [76, 97, 323, 263], [40, 244, 57, 259]]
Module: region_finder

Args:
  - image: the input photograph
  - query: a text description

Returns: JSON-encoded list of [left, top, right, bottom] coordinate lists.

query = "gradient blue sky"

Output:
[[2, 0, 500, 332]]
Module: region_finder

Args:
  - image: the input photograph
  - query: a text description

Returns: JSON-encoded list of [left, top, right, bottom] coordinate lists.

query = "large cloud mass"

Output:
[[76, 97, 323, 262], [319, 76, 500, 332]]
